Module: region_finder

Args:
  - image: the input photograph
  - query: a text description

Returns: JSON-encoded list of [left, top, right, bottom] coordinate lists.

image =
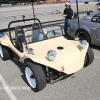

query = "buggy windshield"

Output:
[[24, 25, 63, 44]]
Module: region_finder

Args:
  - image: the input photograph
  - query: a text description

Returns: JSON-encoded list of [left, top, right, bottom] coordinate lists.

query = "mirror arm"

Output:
[[22, 15, 25, 22], [53, 30, 56, 37]]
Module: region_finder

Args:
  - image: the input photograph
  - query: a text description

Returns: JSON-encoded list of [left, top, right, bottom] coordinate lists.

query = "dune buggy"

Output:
[[0, 0, 94, 92]]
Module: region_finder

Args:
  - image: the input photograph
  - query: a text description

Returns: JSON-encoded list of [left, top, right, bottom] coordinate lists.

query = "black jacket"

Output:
[[64, 8, 73, 19]]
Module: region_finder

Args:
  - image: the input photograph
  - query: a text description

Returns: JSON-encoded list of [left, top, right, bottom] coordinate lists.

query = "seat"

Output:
[[15, 25, 26, 52], [32, 23, 46, 42]]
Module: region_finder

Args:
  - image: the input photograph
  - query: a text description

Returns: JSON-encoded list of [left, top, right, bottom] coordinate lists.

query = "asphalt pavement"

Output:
[[0, 2, 100, 100]]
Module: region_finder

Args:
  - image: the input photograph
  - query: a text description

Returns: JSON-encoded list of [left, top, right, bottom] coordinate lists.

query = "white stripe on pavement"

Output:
[[0, 73, 18, 100], [95, 56, 100, 59]]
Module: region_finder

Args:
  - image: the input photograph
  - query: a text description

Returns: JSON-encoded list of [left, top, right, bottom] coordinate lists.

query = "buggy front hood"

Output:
[[25, 36, 88, 74]]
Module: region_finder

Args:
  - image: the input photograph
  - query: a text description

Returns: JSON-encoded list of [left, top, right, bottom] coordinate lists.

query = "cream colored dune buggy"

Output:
[[0, 17, 94, 92]]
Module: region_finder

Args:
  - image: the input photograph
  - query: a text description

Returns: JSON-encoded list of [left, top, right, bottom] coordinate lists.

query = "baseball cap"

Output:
[[65, 2, 70, 5]]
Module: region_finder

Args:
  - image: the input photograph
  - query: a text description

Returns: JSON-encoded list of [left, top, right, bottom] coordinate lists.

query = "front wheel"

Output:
[[0, 45, 11, 60], [84, 47, 94, 67], [76, 30, 90, 44], [25, 62, 46, 92]]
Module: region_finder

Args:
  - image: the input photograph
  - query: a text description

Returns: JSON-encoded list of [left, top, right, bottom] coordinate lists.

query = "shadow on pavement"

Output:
[[63, 35, 74, 40], [48, 73, 74, 84], [90, 45, 100, 51], [10, 59, 29, 86]]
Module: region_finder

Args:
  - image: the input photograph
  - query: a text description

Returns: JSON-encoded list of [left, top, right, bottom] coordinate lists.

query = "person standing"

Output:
[[63, 2, 73, 38]]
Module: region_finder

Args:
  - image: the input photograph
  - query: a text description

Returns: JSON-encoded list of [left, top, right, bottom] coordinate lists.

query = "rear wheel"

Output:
[[84, 47, 94, 67], [76, 30, 90, 44], [0, 45, 11, 60], [25, 62, 46, 92]]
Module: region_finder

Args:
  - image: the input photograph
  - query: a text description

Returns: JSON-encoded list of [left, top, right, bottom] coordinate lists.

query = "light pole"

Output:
[[76, 0, 80, 29], [98, 0, 100, 10]]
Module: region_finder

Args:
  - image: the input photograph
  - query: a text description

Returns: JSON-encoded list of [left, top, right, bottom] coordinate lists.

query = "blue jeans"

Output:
[[64, 19, 70, 36]]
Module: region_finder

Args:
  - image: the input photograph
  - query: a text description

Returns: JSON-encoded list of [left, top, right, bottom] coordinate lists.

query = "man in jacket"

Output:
[[63, 2, 73, 38]]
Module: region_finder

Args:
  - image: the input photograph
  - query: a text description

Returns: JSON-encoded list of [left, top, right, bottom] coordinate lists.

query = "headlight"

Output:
[[75, 36, 87, 49], [47, 50, 57, 61], [75, 36, 79, 41], [79, 40, 87, 49]]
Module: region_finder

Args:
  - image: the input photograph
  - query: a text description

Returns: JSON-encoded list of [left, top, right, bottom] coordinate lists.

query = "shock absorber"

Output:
[[45, 66, 54, 82]]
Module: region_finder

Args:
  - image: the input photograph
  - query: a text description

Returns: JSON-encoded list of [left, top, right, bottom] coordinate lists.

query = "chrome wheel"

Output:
[[25, 67, 36, 88], [0, 45, 3, 58]]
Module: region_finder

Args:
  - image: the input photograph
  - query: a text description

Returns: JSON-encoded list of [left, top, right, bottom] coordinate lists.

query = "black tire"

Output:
[[76, 30, 90, 44], [25, 62, 46, 92], [0, 45, 11, 60], [84, 47, 94, 67]]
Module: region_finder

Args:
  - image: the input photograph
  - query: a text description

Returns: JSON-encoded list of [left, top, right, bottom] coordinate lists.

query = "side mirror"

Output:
[[22, 15, 25, 22], [28, 48, 34, 54], [87, 12, 90, 15]]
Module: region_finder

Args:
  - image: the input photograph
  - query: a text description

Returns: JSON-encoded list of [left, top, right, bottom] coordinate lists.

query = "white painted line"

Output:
[[0, 73, 18, 100], [94, 55, 100, 59]]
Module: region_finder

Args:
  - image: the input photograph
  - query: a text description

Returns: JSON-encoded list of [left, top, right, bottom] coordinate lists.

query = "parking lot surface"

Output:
[[0, 3, 100, 100]]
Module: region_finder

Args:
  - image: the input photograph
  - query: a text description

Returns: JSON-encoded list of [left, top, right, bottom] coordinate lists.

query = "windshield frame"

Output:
[[24, 24, 64, 44]]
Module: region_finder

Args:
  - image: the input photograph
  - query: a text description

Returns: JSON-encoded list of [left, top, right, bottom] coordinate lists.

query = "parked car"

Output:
[[0, 4, 12, 7], [68, 11, 100, 46], [96, 2, 100, 6], [95, 3, 100, 10]]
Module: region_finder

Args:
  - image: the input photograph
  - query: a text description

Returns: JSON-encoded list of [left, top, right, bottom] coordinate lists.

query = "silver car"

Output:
[[68, 11, 100, 46]]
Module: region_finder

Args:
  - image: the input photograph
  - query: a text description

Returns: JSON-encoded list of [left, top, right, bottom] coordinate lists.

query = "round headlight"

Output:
[[75, 36, 79, 41], [79, 40, 87, 49], [47, 50, 57, 61]]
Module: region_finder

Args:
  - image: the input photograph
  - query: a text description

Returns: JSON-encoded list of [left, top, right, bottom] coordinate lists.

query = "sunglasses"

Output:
[[65, 5, 69, 6]]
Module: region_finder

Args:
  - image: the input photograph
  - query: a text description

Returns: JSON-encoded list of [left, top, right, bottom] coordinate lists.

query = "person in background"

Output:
[[63, 2, 73, 38]]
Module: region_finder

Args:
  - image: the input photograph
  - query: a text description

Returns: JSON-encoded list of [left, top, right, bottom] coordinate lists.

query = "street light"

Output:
[[76, 0, 80, 29], [98, 0, 100, 11]]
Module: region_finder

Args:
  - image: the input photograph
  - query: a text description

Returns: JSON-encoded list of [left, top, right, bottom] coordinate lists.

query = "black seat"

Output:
[[15, 25, 26, 52], [32, 23, 46, 42]]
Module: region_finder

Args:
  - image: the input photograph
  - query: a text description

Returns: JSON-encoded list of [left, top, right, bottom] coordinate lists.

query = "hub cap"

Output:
[[25, 67, 36, 88], [0, 45, 3, 58]]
